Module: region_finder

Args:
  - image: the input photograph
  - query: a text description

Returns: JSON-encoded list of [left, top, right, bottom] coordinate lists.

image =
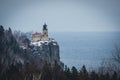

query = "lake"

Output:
[[49, 32, 120, 69]]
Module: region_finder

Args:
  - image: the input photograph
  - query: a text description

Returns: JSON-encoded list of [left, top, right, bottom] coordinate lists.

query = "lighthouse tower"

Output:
[[41, 23, 49, 41]]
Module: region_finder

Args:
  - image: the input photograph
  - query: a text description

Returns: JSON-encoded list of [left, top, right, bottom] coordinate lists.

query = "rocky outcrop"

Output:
[[29, 41, 61, 67], [0, 26, 63, 71], [0, 26, 64, 80], [14, 30, 63, 68]]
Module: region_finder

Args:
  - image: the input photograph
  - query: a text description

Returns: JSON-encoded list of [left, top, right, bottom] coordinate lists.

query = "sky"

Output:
[[0, 0, 120, 32]]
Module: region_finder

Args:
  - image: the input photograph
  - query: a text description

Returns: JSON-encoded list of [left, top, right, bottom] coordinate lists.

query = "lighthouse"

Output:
[[41, 23, 49, 41]]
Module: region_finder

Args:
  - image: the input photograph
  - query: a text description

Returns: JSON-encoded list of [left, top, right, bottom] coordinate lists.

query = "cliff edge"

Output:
[[0, 25, 63, 70]]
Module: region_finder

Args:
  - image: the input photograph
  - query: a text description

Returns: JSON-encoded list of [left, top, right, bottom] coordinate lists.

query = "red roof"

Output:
[[33, 32, 40, 35]]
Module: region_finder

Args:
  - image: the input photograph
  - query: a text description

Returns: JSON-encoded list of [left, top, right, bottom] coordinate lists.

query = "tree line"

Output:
[[0, 25, 120, 80]]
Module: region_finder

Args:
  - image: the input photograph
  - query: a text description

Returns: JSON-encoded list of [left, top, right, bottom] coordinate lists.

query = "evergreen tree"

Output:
[[79, 65, 88, 80], [99, 73, 105, 80], [8, 27, 12, 34], [71, 66, 78, 80], [41, 62, 52, 80], [105, 72, 110, 80], [111, 71, 118, 80], [90, 71, 98, 80], [52, 61, 67, 80], [0, 25, 4, 37], [0, 25, 4, 54], [64, 65, 72, 80]]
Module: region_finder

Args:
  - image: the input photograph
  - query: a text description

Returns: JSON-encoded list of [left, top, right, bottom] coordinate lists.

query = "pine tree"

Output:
[[79, 65, 88, 80], [71, 66, 78, 80], [111, 71, 118, 80], [0, 25, 4, 37], [41, 62, 52, 80], [64, 65, 72, 80], [90, 71, 98, 80]]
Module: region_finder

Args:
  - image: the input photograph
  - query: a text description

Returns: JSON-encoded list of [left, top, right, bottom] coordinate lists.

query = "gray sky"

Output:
[[0, 0, 120, 32]]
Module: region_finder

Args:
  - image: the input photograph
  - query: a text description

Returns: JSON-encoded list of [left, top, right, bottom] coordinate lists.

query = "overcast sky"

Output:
[[0, 0, 120, 32]]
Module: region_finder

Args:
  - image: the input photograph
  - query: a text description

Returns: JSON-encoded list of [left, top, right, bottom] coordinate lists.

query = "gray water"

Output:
[[49, 32, 120, 69]]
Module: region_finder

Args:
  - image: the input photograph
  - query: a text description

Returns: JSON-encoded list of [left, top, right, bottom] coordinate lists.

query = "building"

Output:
[[32, 32, 41, 42], [32, 23, 49, 42]]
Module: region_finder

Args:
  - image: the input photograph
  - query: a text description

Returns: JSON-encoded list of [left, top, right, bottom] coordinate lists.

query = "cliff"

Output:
[[0, 26, 65, 80], [0, 26, 63, 71], [29, 40, 62, 67], [16, 31, 63, 68]]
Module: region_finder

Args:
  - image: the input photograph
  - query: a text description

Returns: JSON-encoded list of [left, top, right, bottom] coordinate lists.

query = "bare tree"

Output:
[[98, 45, 120, 74]]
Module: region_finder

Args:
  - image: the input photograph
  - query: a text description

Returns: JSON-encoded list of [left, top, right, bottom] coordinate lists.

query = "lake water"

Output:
[[49, 32, 120, 69]]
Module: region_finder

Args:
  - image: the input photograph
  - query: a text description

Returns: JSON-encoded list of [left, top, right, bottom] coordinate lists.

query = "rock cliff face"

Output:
[[29, 41, 61, 67], [41, 42, 59, 64], [15, 31, 63, 68]]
